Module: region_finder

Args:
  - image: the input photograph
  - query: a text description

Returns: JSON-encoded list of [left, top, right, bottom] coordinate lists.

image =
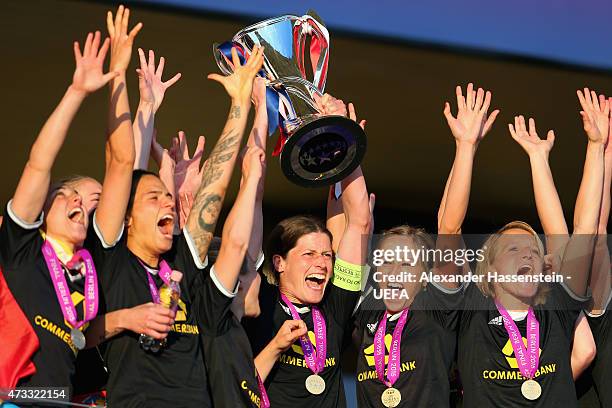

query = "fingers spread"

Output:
[[164, 72, 182, 88], [129, 22, 143, 39], [455, 85, 466, 110], [73, 41, 82, 62], [148, 49, 155, 72], [138, 48, 147, 70], [98, 37, 111, 61], [156, 56, 165, 78], [106, 11, 115, 37]]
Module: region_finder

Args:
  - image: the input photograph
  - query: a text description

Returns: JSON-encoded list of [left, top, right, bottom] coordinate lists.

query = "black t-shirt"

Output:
[[195, 266, 263, 408], [86, 225, 212, 408], [0, 203, 97, 394], [253, 283, 359, 408], [458, 283, 587, 408], [586, 295, 611, 407], [354, 283, 462, 408]]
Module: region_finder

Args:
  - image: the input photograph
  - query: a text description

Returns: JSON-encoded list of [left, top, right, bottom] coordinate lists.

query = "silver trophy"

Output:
[[214, 12, 367, 187]]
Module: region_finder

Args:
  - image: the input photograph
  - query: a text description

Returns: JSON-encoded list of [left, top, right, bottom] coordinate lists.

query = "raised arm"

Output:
[[576, 89, 611, 310], [560, 89, 607, 297], [509, 115, 569, 255], [11, 32, 117, 222], [213, 146, 264, 292], [335, 103, 371, 267], [95, 5, 141, 245], [185, 46, 265, 263], [435, 84, 498, 286], [439, 83, 499, 234], [570, 312, 596, 379], [133, 49, 181, 170], [246, 78, 268, 265]]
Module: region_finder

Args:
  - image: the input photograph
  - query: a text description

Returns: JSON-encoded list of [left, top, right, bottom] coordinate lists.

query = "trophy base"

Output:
[[280, 115, 367, 188]]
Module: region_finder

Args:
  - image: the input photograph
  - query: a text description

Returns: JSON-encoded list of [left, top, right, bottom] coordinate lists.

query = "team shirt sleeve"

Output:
[[0, 200, 43, 272], [193, 265, 239, 336]]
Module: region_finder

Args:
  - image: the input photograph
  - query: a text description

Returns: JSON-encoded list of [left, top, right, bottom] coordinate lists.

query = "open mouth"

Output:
[[157, 214, 175, 238], [387, 282, 403, 290], [305, 273, 326, 291], [517, 264, 533, 275], [67, 207, 84, 224]]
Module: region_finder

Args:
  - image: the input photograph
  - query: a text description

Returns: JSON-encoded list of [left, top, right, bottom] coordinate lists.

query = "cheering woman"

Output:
[[353, 83, 497, 408], [458, 90, 604, 407], [254, 100, 370, 407], [0, 23, 128, 392]]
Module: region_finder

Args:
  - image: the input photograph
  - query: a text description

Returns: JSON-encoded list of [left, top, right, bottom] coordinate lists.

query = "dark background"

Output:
[[2, 0, 612, 235], [3, 1, 607, 406]]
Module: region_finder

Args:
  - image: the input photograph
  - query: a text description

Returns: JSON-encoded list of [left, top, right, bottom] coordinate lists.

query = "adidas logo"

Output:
[[367, 322, 378, 334], [488, 316, 503, 326]]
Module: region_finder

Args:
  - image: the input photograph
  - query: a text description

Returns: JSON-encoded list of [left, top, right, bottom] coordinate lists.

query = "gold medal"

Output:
[[521, 379, 542, 400], [305, 374, 325, 395], [381, 387, 402, 407]]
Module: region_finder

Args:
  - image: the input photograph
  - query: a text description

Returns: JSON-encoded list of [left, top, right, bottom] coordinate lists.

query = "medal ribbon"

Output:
[[495, 301, 540, 379], [42, 241, 98, 330], [280, 293, 327, 374], [139, 259, 172, 304], [373, 309, 409, 388], [256, 371, 270, 408]]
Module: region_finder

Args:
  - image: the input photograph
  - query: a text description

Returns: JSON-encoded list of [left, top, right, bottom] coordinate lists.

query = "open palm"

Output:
[[444, 83, 499, 146], [509, 115, 554, 158], [577, 88, 609, 145], [72, 31, 118, 93], [137, 48, 181, 113]]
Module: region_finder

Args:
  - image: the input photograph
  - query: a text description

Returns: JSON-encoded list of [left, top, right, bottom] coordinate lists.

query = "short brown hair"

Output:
[[475, 221, 550, 305], [264, 215, 332, 285], [378, 225, 435, 272]]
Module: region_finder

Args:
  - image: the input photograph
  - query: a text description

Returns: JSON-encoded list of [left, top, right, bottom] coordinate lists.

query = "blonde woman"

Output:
[[458, 103, 604, 407]]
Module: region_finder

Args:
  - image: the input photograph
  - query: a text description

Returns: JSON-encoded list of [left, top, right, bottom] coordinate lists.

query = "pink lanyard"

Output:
[[495, 301, 540, 379], [41, 241, 98, 329], [280, 293, 327, 374], [373, 309, 409, 387]]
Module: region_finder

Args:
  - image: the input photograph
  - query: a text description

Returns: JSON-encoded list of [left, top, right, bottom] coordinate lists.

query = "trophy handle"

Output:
[[213, 42, 248, 76], [295, 15, 330, 94]]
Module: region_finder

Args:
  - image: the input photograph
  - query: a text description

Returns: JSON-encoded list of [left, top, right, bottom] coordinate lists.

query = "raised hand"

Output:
[[151, 131, 206, 229], [71, 31, 118, 94], [106, 5, 142, 72], [509, 115, 555, 159], [174, 132, 206, 227], [241, 144, 266, 184], [208, 45, 265, 103], [137, 48, 181, 113], [314, 93, 347, 117], [577, 88, 609, 145], [151, 129, 177, 191], [348, 102, 366, 130], [444, 83, 499, 146]]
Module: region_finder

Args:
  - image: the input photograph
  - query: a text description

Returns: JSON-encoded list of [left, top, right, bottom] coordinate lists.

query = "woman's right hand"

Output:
[[123, 302, 175, 340]]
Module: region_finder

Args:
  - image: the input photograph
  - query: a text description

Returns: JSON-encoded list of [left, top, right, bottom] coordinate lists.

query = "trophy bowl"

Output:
[[213, 13, 367, 187]]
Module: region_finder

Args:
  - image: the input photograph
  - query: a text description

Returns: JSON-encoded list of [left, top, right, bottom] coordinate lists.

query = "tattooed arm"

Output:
[[185, 46, 265, 264]]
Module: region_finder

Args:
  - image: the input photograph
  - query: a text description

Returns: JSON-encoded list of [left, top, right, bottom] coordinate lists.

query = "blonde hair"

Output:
[[44, 175, 98, 212], [475, 221, 550, 305], [378, 225, 435, 273]]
